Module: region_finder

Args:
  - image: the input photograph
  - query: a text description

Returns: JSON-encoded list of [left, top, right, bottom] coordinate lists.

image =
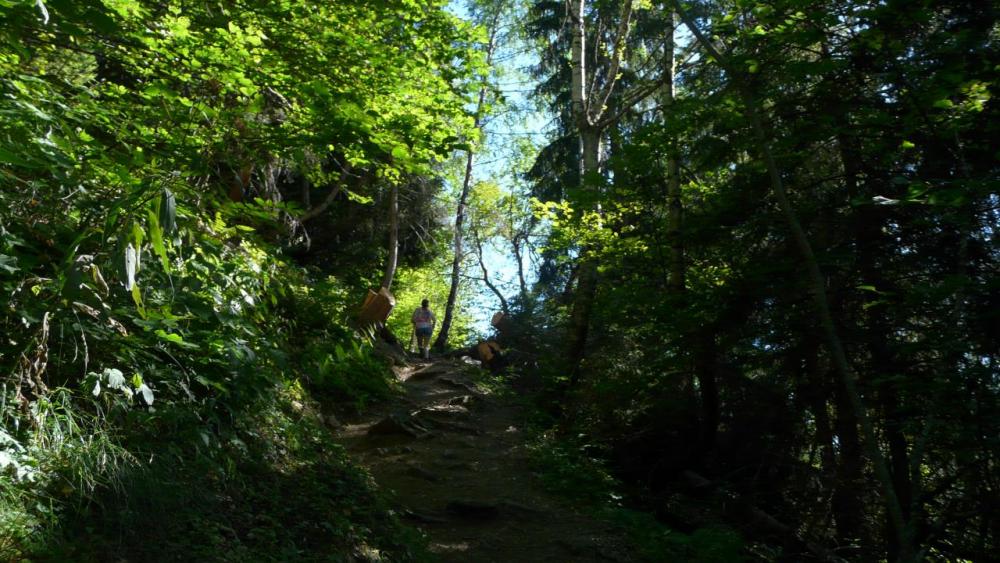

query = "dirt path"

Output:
[[336, 358, 635, 562]]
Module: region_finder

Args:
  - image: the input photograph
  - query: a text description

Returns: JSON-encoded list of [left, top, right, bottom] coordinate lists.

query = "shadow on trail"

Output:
[[337, 357, 635, 563]]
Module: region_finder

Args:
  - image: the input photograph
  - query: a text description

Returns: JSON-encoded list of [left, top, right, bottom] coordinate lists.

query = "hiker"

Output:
[[411, 298, 436, 359]]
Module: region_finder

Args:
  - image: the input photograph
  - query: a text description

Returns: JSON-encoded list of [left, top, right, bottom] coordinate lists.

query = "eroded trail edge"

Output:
[[336, 359, 633, 562]]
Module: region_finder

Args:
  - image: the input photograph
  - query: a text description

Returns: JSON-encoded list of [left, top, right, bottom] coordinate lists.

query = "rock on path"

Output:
[[336, 358, 635, 562]]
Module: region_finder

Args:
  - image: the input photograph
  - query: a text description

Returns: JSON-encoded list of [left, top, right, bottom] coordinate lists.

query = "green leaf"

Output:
[[160, 188, 177, 235], [0, 254, 18, 274], [131, 283, 146, 317], [137, 383, 154, 405], [344, 189, 374, 205], [131, 222, 145, 251], [0, 147, 42, 169], [155, 329, 199, 349], [148, 207, 170, 273], [104, 368, 126, 390], [124, 243, 138, 290]]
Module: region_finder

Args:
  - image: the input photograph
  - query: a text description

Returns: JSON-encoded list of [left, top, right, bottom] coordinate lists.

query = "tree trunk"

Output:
[[660, 4, 716, 462], [838, 115, 916, 561], [833, 373, 868, 548], [566, 128, 602, 384], [299, 185, 342, 223], [564, 0, 594, 382], [693, 329, 719, 464], [802, 336, 837, 478], [569, 0, 587, 134], [381, 182, 398, 291], [563, 0, 639, 382], [512, 233, 529, 301], [434, 148, 475, 350], [661, 7, 684, 293], [434, 8, 502, 351], [567, 258, 598, 386]]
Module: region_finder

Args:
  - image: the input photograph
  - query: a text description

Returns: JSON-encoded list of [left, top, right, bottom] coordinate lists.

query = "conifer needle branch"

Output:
[[670, 1, 912, 557]]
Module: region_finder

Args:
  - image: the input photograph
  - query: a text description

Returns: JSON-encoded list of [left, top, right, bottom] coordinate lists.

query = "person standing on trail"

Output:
[[411, 299, 436, 359]]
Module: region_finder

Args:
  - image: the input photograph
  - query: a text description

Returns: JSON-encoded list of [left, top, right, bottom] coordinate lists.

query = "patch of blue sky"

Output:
[[446, 0, 553, 336]]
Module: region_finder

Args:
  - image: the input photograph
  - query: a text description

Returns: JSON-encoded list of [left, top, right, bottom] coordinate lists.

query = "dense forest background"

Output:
[[1, 0, 997, 561]]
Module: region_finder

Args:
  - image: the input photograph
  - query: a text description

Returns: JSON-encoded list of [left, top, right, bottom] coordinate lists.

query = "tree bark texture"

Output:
[[693, 329, 719, 463], [380, 182, 398, 291], [836, 110, 917, 560], [661, 8, 684, 293], [563, 0, 646, 382], [512, 233, 529, 301]]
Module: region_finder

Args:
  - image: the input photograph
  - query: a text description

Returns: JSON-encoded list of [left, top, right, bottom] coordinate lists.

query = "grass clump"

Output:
[[30, 384, 427, 562], [1, 265, 420, 561]]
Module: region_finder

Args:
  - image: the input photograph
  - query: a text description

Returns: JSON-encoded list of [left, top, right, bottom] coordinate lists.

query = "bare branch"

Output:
[[591, 0, 635, 123], [472, 225, 510, 315], [595, 77, 665, 130], [298, 184, 342, 223]]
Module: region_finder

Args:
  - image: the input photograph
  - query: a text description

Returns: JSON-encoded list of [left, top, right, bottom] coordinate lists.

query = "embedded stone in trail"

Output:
[[367, 413, 430, 438], [498, 499, 544, 515], [408, 404, 479, 436], [402, 509, 449, 524], [407, 363, 453, 382], [440, 461, 477, 471], [447, 394, 478, 407], [446, 499, 500, 520], [417, 418, 481, 435], [412, 404, 471, 420], [438, 375, 479, 394], [323, 413, 342, 429], [406, 463, 442, 482]]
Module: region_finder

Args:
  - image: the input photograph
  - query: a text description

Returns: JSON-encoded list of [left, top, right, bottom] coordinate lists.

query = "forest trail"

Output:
[[336, 358, 635, 562]]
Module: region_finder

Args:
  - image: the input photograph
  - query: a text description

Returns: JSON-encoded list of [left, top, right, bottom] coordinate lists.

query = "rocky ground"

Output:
[[336, 358, 635, 562]]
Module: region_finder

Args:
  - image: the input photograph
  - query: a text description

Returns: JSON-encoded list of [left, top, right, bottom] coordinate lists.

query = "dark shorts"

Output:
[[416, 327, 432, 337]]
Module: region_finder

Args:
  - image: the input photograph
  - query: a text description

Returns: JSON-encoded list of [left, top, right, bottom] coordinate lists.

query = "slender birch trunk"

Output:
[[565, 0, 635, 381], [662, 9, 684, 293], [380, 182, 398, 291], [434, 7, 503, 351], [512, 232, 529, 301], [566, 128, 602, 383]]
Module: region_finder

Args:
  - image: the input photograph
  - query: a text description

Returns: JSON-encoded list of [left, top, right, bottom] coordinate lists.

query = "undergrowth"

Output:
[[0, 202, 420, 560], [526, 426, 743, 563], [37, 385, 426, 562]]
